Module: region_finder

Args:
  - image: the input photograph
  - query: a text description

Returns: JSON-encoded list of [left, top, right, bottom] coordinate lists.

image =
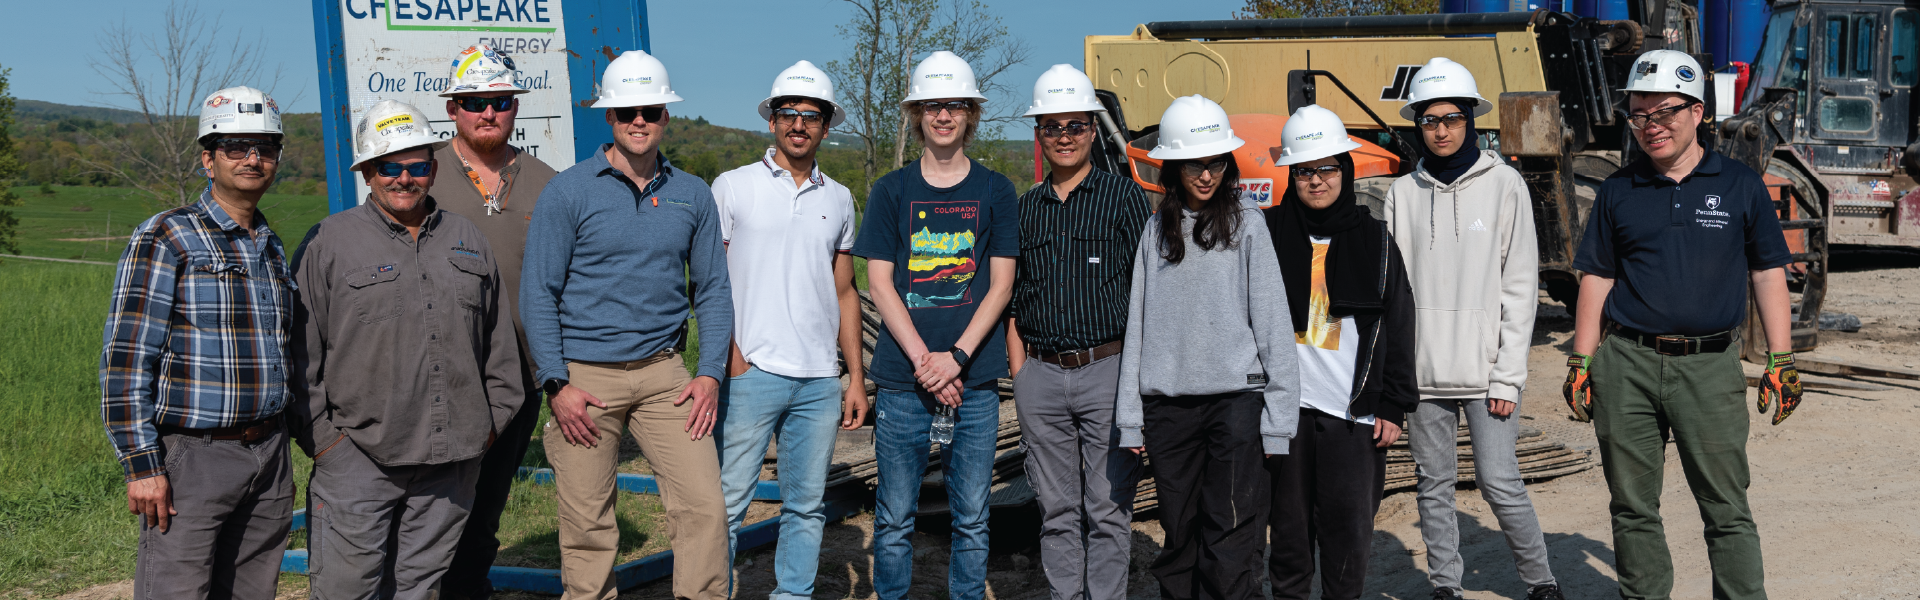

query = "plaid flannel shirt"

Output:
[[100, 190, 296, 481]]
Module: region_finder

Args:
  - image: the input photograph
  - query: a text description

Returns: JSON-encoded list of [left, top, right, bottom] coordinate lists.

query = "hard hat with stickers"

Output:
[[351, 100, 449, 169], [197, 86, 283, 144], [441, 44, 530, 97]]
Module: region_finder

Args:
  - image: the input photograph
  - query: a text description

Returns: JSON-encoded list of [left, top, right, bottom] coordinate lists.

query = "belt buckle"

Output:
[[1059, 348, 1090, 369], [1654, 336, 1691, 356]]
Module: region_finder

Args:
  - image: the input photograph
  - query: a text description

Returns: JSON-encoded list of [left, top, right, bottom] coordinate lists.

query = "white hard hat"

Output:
[[757, 60, 846, 127], [591, 50, 684, 108], [1622, 49, 1706, 103], [351, 100, 449, 169], [1023, 64, 1106, 117], [1148, 95, 1245, 160], [197, 86, 283, 143], [1399, 57, 1492, 120], [1273, 104, 1364, 166], [901, 51, 989, 105], [441, 45, 529, 97]]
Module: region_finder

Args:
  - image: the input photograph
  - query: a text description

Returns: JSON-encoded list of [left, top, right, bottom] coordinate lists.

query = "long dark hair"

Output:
[[1155, 154, 1243, 264]]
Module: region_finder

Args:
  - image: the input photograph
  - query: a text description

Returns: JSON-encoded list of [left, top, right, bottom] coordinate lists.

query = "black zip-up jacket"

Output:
[[1330, 222, 1420, 427]]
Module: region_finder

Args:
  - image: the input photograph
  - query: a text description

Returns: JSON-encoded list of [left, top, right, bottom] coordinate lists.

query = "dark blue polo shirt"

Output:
[[1573, 149, 1792, 335]]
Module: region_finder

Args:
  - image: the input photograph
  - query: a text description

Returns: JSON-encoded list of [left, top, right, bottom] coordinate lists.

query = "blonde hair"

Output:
[[906, 100, 982, 148]]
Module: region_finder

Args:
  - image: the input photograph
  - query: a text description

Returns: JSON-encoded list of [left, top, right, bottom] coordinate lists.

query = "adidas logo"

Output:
[[1468, 219, 1487, 232]]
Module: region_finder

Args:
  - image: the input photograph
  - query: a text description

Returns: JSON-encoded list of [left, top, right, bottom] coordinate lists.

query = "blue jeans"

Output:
[[872, 386, 1000, 600], [717, 367, 844, 600]]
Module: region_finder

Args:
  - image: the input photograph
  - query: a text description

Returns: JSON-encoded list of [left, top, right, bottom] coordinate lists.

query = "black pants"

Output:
[[1266, 409, 1387, 600], [442, 388, 542, 599], [1142, 392, 1270, 600]]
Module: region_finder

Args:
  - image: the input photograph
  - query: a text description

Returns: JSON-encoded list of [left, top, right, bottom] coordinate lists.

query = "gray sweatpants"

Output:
[[135, 427, 293, 600], [1012, 353, 1143, 600], [306, 435, 482, 600], [1409, 397, 1555, 591]]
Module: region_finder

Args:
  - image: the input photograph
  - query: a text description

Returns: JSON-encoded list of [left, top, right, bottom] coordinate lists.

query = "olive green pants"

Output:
[[1591, 335, 1766, 600]]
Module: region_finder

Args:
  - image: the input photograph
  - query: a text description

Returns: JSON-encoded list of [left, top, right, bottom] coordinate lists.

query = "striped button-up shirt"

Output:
[[100, 190, 296, 481], [1010, 168, 1153, 355]]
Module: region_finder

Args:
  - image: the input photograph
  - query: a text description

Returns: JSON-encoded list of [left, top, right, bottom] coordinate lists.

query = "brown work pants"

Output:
[[543, 356, 727, 600]]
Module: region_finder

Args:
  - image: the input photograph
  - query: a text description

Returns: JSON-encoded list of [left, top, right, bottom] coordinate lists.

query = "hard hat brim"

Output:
[[758, 96, 848, 128], [1147, 135, 1246, 161], [1398, 95, 1493, 121], [1023, 101, 1107, 117], [899, 91, 989, 106], [439, 85, 533, 98], [1271, 137, 1364, 166], [590, 92, 686, 109], [349, 139, 451, 170]]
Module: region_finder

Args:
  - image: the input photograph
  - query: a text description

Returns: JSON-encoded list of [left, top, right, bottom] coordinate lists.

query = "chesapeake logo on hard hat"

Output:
[[1295, 131, 1325, 141], [925, 73, 954, 80], [375, 114, 416, 136], [1190, 123, 1222, 134], [1046, 87, 1075, 94], [623, 76, 654, 84], [1417, 75, 1446, 84], [786, 75, 816, 83]]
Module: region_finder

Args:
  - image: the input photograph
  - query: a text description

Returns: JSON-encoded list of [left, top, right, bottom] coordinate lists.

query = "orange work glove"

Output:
[[1563, 353, 1594, 423], [1758, 351, 1803, 425]]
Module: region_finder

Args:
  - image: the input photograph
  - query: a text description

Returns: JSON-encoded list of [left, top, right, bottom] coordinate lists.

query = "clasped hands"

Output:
[[914, 350, 966, 407]]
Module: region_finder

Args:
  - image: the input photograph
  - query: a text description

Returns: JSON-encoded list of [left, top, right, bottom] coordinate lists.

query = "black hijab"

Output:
[[1412, 98, 1482, 186], [1266, 152, 1387, 333]]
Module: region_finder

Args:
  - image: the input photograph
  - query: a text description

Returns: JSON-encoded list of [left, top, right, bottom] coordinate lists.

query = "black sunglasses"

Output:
[[771, 108, 825, 127], [1179, 156, 1233, 178], [210, 138, 282, 162], [613, 106, 667, 124], [373, 160, 434, 178], [918, 100, 974, 116], [1037, 121, 1091, 140], [1415, 112, 1468, 131], [453, 96, 516, 113], [1290, 165, 1342, 181]]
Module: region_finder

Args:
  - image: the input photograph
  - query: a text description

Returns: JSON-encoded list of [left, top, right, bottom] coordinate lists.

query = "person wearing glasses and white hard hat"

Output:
[[430, 44, 563, 600], [707, 60, 868, 600], [852, 50, 1020, 600], [1113, 94, 1299, 600], [521, 50, 733, 600], [290, 99, 525, 600], [1378, 57, 1564, 600], [1260, 104, 1416, 600], [1567, 49, 1797, 600], [1004, 64, 1152, 600], [101, 85, 298, 599]]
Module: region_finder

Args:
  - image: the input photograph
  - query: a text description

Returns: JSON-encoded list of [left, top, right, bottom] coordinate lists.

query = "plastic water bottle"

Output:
[[930, 404, 955, 444]]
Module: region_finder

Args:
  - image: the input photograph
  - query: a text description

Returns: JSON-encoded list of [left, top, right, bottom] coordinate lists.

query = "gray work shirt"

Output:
[[290, 199, 526, 466]]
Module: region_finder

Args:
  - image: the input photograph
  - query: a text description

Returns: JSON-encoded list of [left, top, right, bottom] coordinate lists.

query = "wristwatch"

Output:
[[542, 379, 568, 396], [949, 347, 971, 367]]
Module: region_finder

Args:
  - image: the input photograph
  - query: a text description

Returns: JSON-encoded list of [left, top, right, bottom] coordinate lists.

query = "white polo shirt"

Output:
[[712, 148, 858, 378]]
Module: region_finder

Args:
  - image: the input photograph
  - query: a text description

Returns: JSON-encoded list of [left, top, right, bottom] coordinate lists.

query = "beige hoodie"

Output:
[[1381, 150, 1538, 401]]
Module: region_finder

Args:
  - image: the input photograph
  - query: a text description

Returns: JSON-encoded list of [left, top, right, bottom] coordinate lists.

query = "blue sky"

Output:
[[4, 0, 1239, 137]]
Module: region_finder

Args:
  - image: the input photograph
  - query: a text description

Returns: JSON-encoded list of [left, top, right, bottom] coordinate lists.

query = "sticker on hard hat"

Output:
[[1676, 66, 1695, 82], [1417, 75, 1446, 84], [622, 77, 654, 84], [787, 76, 816, 83], [376, 114, 416, 134], [1238, 179, 1275, 208], [1295, 132, 1324, 141], [207, 96, 231, 108], [1046, 87, 1075, 94], [925, 74, 954, 80], [1190, 124, 1222, 134]]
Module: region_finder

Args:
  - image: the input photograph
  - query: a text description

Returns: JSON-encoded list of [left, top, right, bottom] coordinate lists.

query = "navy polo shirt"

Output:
[[1573, 149, 1792, 335]]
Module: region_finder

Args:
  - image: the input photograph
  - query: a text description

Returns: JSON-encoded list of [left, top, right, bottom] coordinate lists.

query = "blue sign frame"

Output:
[[310, 0, 650, 214]]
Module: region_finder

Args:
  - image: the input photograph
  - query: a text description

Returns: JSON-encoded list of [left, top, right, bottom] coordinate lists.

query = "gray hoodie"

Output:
[[1116, 199, 1301, 454], [1381, 149, 1539, 401]]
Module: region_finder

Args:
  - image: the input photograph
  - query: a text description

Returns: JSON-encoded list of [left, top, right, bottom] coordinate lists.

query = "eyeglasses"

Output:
[[613, 106, 667, 124], [771, 108, 826, 127], [1290, 165, 1342, 181], [918, 100, 974, 116], [1415, 112, 1468, 131], [1179, 156, 1232, 178], [453, 96, 516, 113], [210, 138, 282, 162], [373, 160, 434, 178], [1037, 121, 1091, 140], [1625, 101, 1699, 130]]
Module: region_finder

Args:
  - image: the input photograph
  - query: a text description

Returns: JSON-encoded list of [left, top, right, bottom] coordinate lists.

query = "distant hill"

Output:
[[15, 100, 154, 126]]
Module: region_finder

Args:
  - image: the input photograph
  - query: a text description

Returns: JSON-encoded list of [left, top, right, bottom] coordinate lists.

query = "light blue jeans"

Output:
[[872, 386, 1000, 600], [717, 367, 843, 600]]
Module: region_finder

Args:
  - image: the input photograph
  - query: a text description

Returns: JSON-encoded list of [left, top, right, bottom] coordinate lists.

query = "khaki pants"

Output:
[[544, 356, 727, 600]]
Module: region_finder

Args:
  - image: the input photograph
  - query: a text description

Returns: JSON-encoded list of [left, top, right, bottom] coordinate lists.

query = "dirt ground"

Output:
[[55, 253, 1920, 600]]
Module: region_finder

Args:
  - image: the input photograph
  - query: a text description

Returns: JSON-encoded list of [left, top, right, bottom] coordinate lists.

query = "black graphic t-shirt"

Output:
[[853, 159, 1020, 390]]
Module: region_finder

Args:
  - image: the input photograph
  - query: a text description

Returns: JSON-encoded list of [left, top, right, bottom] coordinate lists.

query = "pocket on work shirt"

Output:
[[1071, 228, 1115, 280], [344, 263, 403, 324], [181, 258, 246, 328], [447, 254, 491, 312]]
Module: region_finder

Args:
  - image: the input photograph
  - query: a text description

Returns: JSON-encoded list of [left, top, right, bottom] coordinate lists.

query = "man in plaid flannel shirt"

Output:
[[99, 86, 298, 599]]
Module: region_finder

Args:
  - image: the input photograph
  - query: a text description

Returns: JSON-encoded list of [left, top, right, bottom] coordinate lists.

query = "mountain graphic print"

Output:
[[906, 199, 981, 308]]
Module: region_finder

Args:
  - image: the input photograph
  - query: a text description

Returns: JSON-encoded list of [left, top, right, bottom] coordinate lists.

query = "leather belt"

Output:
[[1607, 322, 1735, 356], [158, 416, 281, 444], [1027, 340, 1123, 369], [581, 349, 677, 371]]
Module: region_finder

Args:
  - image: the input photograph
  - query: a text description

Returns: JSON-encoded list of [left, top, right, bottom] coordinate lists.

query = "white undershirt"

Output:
[[1294, 236, 1373, 424]]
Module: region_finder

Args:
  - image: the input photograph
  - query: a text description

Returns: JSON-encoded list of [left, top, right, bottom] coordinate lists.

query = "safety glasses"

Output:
[[1290, 165, 1342, 181], [1179, 156, 1232, 178], [613, 106, 667, 124], [453, 96, 516, 113], [771, 108, 825, 127], [1625, 100, 1699, 130], [1415, 112, 1468, 131], [1037, 121, 1091, 140], [373, 160, 434, 178], [918, 100, 974, 116], [210, 138, 282, 162]]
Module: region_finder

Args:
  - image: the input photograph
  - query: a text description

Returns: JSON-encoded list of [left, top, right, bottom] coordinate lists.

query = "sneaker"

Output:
[[1527, 584, 1566, 600], [1432, 590, 1465, 600]]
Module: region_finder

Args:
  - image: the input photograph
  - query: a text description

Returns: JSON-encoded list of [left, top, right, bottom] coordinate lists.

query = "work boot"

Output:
[[1526, 584, 1566, 600], [1432, 589, 1465, 600]]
